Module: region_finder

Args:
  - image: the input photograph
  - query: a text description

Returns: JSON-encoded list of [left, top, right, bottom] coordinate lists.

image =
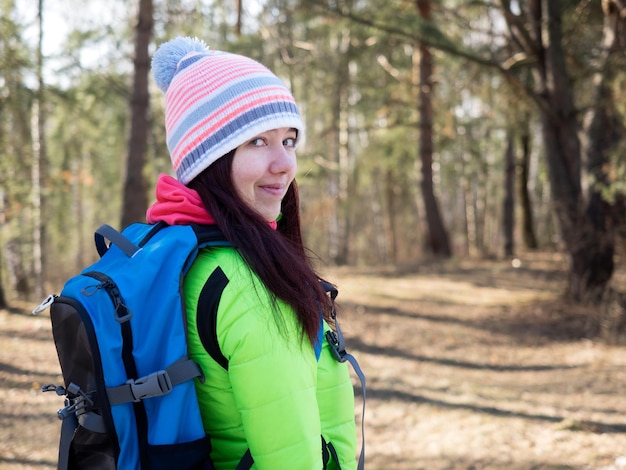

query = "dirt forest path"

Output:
[[2, 251, 626, 469]]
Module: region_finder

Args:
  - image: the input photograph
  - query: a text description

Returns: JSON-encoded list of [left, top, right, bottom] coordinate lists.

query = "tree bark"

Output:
[[576, 0, 625, 300], [0, 278, 6, 309], [0, 189, 6, 308], [518, 122, 538, 249], [235, 0, 243, 35], [385, 168, 397, 263], [328, 27, 352, 265], [415, 0, 451, 257], [121, 0, 153, 228], [503, 131, 515, 257], [32, 0, 47, 300], [524, 0, 616, 301]]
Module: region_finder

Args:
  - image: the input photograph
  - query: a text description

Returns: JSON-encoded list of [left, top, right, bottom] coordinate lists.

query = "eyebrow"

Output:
[[261, 128, 298, 136]]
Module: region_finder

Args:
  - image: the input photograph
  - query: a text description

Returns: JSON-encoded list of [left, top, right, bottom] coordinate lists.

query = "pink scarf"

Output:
[[146, 174, 216, 225], [146, 174, 277, 229]]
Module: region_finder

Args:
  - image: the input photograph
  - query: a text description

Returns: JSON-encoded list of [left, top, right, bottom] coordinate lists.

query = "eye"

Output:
[[283, 137, 297, 148], [249, 137, 266, 147]]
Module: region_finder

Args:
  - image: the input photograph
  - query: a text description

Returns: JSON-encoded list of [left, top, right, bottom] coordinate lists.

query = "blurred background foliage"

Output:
[[1, 1, 625, 328]]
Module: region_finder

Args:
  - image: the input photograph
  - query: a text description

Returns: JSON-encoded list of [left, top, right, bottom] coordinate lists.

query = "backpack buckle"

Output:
[[325, 330, 347, 363], [127, 370, 173, 402], [32, 294, 57, 315]]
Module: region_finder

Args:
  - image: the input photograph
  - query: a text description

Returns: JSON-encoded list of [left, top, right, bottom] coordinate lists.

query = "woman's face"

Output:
[[232, 127, 298, 222]]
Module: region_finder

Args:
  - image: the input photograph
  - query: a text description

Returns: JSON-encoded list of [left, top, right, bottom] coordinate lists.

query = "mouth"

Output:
[[259, 184, 285, 197]]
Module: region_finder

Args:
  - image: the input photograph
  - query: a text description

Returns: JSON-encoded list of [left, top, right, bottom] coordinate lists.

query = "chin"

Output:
[[263, 209, 281, 222]]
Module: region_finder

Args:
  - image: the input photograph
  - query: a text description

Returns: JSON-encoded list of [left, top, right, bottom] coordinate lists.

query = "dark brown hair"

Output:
[[188, 150, 332, 345]]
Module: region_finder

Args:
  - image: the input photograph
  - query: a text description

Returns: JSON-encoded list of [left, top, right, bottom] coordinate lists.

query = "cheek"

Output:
[[232, 169, 252, 198], [287, 155, 297, 181], [231, 160, 248, 196], [231, 157, 262, 200]]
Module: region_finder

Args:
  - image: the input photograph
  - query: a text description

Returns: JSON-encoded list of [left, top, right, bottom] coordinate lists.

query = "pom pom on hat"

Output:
[[152, 37, 208, 92], [151, 36, 305, 185]]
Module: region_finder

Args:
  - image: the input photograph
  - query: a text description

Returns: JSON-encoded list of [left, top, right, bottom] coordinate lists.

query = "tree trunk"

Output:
[[235, 0, 243, 35], [533, 0, 615, 301], [460, 176, 474, 257], [499, 0, 618, 301], [415, 0, 451, 257], [518, 118, 538, 249], [0, 189, 6, 309], [121, 0, 153, 228], [328, 27, 352, 265], [368, 167, 388, 264], [32, 0, 46, 300], [577, 0, 625, 300], [0, 277, 6, 309], [502, 130, 515, 257], [385, 168, 397, 263]]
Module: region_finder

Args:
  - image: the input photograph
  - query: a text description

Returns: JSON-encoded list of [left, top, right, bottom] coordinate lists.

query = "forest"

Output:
[[1, 0, 626, 335]]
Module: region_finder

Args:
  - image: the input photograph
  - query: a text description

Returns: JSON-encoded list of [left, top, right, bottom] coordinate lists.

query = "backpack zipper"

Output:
[[82, 272, 133, 323]]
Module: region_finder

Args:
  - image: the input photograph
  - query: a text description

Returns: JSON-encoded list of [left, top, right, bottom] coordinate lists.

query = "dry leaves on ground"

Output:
[[2, 251, 626, 469]]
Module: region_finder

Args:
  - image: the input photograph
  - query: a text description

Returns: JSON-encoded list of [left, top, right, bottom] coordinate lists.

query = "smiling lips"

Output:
[[259, 183, 286, 197]]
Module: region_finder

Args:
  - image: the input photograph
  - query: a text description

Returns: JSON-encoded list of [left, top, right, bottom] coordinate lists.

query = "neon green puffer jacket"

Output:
[[184, 245, 357, 470]]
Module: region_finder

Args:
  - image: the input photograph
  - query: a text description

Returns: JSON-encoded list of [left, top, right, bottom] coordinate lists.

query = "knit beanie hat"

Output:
[[152, 36, 304, 185]]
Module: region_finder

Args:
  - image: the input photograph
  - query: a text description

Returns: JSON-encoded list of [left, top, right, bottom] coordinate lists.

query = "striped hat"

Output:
[[152, 36, 304, 185]]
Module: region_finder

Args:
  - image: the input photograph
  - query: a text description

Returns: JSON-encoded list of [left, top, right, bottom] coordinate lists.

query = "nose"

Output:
[[270, 144, 297, 175]]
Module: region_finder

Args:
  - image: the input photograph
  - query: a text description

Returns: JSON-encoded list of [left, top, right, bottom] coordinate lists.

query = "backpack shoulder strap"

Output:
[[190, 223, 229, 246], [321, 280, 366, 470], [94, 224, 141, 257], [196, 266, 230, 370]]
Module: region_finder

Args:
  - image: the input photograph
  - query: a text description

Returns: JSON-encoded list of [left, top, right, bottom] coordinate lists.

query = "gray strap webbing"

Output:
[[107, 357, 203, 405], [77, 411, 107, 433], [57, 410, 78, 470], [94, 224, 141, 258], [335, 317, 366, 470], [322, 280, 366, 470]]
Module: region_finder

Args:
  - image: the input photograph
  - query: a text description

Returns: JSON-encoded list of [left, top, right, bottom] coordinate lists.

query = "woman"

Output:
[[148, 37, 358, 469]]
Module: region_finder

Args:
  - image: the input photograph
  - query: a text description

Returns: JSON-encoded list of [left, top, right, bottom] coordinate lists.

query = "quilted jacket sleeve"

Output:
[[217, 258, 324, 469]]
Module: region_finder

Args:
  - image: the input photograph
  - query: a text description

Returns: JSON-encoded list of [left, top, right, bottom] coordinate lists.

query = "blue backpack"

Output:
[[35, 221, 366, 470], [34, 222, 228, 470]]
